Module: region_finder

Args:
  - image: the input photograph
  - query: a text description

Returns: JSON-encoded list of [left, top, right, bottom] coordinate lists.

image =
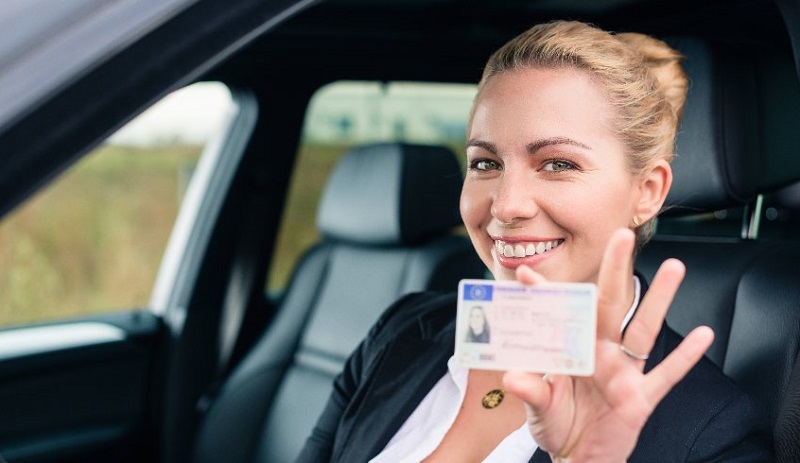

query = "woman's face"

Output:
[[469, 307, 485, 334], [461, 67, 645, 283]]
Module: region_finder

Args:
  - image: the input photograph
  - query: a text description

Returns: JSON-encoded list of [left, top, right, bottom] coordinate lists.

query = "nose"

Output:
[[490, 168, 538, 225]]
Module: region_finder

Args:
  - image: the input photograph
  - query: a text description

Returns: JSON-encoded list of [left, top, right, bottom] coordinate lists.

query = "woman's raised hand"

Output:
[[503, 228, 714, 462]]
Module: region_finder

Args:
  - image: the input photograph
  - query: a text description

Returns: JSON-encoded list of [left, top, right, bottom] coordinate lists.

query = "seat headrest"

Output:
[[754, 51, 800, 193], [665, 38, 758, 214], [316, 142, 463, 245], [664, 38, 800, 215]]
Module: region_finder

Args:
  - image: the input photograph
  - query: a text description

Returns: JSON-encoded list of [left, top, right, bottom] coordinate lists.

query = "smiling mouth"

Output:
[[494, 239, 564, 258]]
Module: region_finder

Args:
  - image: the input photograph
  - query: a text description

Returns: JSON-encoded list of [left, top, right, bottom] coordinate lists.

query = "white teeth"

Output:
[[495, 239, 562, 258]]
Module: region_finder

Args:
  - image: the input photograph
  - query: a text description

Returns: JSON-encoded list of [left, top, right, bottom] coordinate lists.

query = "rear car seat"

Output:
[[637, 39, 800, 462], [192, 142, 485, 463]]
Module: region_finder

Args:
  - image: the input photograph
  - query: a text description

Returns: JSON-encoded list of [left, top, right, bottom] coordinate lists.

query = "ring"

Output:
[[620, 344, 649, 361]]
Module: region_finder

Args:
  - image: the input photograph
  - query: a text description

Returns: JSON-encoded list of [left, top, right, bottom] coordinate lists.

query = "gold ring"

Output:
[[620, 344, 649, 361]]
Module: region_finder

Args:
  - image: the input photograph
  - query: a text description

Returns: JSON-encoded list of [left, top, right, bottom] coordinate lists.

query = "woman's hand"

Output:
[[503, 228, 714, 462]]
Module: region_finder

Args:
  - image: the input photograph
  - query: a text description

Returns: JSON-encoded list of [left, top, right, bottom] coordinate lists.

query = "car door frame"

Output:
[[0, 1, 319, 462]]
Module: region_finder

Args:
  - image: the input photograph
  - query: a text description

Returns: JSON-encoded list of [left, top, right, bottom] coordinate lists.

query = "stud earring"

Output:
[[633, 215, 642, 227]]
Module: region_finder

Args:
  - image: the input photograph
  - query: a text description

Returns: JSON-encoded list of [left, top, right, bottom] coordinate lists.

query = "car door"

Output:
[[0, 1, 314, 462], [0, 82, 257, 463]]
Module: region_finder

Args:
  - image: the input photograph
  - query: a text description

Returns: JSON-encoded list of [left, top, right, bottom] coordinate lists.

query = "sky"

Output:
[[108, 82, 233, 146]]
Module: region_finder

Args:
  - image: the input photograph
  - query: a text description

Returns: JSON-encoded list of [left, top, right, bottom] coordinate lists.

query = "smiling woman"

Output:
[[295, 20, 772, 463], [0, 0, 796, 462], [463, 68, 649, 284]]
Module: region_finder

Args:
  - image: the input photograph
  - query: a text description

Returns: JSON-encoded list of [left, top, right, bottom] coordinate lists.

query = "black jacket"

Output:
[[296, 289, 773, 463]]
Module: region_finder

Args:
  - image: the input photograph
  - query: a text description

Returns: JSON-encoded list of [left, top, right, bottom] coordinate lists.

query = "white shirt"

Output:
[[369, 276, 642, 463], [369, 356, 536, 463]]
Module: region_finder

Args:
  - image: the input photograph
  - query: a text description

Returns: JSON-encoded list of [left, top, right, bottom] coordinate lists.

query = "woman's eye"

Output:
[[542, 159, 577, 172], [469, 159, 501, 171]]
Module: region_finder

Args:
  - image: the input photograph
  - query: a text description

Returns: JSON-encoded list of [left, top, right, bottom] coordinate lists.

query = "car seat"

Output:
[[637, 38, 800, 462], [762, 179, 800, 240], [191, 142, 486, 463]]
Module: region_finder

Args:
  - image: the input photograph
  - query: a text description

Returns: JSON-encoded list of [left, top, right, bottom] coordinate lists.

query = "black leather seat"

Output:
[[191, 142, 485, 463], [762, 181, 800, 239], [637, 39, 800, 462]]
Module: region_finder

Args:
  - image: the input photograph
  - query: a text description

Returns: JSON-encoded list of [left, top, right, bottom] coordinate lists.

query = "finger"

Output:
[[642, 326, 714, 402], [503, 370, 552, 413], [596, 229, 636, 341], [516, 265, 548, 285], [621, 258, 685, 363]]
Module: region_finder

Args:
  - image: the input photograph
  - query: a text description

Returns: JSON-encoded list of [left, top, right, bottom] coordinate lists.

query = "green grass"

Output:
[[0, 144, 201, 326]]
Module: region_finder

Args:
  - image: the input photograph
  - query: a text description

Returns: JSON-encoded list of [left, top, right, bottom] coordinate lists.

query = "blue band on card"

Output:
[[464, 283, 493, 301]]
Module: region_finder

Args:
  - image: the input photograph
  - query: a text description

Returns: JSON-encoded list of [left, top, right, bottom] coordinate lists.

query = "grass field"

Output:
[[0, 144, 201, 326]]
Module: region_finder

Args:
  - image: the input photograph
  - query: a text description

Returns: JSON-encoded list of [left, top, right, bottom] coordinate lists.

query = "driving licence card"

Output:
[[455, 279, 597, 376]]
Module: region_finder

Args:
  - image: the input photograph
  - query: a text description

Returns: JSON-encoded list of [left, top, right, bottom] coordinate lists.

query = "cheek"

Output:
[[460, 182, 494, 265], [560, 179, 635, 230], [459, 182, 488, 229]]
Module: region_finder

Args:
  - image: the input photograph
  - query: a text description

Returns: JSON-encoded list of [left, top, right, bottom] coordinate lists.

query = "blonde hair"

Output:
[[475, 20, 688, 246]]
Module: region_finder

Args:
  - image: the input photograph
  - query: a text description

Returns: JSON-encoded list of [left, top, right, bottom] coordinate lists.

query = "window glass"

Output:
[[268, 81, 477, 291], [0, 82, 233, 326]]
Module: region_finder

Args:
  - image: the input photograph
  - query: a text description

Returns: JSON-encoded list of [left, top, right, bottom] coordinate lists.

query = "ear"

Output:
[[635, 160, 672, 221]]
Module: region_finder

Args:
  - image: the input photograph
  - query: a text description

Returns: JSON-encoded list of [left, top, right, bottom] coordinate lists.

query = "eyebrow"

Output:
[[527, 137, 592, 153], [465, 139, 497, 153], [466, 136, 591, 155]]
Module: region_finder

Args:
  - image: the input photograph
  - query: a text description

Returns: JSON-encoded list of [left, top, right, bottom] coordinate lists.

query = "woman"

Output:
[[465, 306, 490, 343], [297, 21, 772, 462]]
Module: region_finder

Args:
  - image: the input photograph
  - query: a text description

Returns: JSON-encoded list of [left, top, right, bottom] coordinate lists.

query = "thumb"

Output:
[[503, 371, 552, 413], [515, 265, 548, 285]]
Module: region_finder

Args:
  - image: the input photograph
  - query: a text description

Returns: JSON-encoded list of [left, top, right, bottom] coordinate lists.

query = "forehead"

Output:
[[469, 67, 618, 146], [477, 66, 608, 114]]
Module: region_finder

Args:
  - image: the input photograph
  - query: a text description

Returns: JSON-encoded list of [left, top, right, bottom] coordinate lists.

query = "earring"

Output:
[[633, 215, 642, 227]]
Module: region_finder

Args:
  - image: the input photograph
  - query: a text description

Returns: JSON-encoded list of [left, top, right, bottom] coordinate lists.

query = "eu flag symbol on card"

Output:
[[464, 283, 493, 301]]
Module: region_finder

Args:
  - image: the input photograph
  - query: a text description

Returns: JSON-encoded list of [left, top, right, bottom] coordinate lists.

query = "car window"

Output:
[[0, 82, 233, 326], [267, 81, 477, 292]]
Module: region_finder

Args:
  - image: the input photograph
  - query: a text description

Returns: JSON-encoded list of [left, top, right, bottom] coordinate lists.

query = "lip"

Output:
[[489, 234, 562, 243], [489, 235, 564, 270]]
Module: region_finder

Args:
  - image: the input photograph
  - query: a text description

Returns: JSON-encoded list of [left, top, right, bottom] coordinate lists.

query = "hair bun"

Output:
[[616, 33, 688, 120]]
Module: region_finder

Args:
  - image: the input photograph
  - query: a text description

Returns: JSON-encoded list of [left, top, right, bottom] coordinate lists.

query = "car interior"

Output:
[[1, 0, 800, 462], [192, 142, 486, 463], [637, 36, 800, 461]]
